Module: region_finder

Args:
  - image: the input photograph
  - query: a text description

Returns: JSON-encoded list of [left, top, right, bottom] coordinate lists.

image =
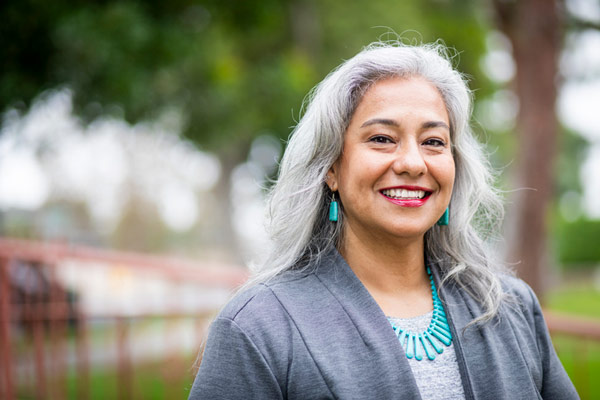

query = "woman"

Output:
[[189, 41, 578, 399]]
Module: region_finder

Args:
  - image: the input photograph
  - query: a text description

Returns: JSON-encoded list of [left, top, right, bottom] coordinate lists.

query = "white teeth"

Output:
[[382, 189, 427, 199]]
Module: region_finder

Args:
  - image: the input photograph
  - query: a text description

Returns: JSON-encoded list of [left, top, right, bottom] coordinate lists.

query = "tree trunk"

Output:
[[493, 0, 563, 298], [209, 141, 251, 264]]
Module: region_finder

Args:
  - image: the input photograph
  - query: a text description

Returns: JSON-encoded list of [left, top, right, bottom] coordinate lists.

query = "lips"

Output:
[[381, 188, 428, 199], [380, 186, 433, 207]]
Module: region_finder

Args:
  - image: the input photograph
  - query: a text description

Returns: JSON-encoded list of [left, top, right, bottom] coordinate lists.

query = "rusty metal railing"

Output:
[[1, 238, 598, 399], [545, 310, 600, 399], [0, 238, 248, 400]]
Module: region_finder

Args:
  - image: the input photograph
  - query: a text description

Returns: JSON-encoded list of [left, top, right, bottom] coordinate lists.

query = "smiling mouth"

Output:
[[380, 188, 431, 200]]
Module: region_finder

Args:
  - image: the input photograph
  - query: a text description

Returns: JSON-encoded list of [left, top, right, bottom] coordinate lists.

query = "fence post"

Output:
[[117, 317, 133, 400], [75, 309, 90, 400], [0, 258, 14, 400], [48, 263, 67, 400], [32, 280, 47, 399]]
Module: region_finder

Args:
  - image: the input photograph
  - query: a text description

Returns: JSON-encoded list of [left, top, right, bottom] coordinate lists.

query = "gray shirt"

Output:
[[389, 312, 465, 399], [189, 250, 578, 399]]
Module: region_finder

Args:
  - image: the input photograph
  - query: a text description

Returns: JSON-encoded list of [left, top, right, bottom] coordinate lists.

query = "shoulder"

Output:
[[215, 270, 321, 334], [497, 273, 539, 311], [204, 270, 328, 380], [498, 273, 535, 300], [494, 273, 545, 334], [493, 275, 579, 398], [217, 283, 276, 321]]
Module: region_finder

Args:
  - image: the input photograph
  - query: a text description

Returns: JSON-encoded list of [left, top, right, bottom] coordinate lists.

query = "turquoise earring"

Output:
[[329, 192, 339, 222], [437, 207, 449, 226]]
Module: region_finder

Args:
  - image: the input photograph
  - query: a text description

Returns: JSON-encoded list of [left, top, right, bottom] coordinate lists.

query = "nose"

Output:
[[391, 140, 427, 177]]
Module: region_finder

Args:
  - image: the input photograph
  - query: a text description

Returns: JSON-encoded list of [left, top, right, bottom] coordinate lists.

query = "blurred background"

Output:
[[0, 0, 599, 398]]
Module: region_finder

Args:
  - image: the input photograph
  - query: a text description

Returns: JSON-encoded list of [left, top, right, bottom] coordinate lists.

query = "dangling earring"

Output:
[[437, 207, 449, 226], [329, 192, 339, 222]]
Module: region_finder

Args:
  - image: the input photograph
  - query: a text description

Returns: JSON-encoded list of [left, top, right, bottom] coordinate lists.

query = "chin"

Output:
[[386, 219, 436, 236], [386, 226, 430, 240]]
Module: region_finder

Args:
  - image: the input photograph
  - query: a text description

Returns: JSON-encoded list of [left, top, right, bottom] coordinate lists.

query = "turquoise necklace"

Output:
[[387, 266, 452, 361]]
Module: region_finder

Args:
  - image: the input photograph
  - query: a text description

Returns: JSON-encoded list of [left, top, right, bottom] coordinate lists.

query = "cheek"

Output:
[[340, 157, 383, 191], [431, 156, 455, 190], [444, 161, 456, 193]]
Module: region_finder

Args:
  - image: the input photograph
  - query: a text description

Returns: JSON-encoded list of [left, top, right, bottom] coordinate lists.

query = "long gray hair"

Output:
[[254, 40, 508, 324]]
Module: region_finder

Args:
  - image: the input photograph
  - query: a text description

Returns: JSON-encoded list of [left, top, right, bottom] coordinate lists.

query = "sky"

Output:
[[558, 28, 600, 218]]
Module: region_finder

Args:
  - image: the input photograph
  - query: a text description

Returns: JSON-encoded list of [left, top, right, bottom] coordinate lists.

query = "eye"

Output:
[[423, 138, 447, 147], [369, 135, 394, 144]]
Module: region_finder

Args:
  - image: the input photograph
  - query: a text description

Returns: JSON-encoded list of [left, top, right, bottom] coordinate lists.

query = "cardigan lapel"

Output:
[[313, 250, 422, 397], [270, 249, 422, 399], [432, 264, 542, 399]]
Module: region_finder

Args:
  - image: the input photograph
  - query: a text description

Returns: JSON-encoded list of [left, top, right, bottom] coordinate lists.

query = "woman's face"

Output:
[[328, 76, 455, 243]]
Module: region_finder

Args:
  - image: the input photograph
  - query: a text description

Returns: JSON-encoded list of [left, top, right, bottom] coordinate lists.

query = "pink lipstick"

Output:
[[380, 186, 432, 207]]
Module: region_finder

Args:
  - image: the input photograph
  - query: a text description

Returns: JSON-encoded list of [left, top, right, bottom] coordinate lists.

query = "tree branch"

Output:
[[567, 16, 600, 31]]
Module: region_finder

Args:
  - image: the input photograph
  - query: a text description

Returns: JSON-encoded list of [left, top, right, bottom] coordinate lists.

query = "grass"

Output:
[[546, 281, 600, 399], [14, 318, 202, 399], [17, 356, 197, 400], [552, 335, 600, 400], [546, 285, 600, 320]]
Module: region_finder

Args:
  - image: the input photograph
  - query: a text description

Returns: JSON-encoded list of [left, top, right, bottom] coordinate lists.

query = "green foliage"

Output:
[[555, 217, 600, 266], [556, 127, 589, 195], [0, 0, 94, 110], [1, 0, 493, 157]]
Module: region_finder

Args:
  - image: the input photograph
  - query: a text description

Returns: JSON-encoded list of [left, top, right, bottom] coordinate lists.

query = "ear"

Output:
[[326, 164, 338, 192]]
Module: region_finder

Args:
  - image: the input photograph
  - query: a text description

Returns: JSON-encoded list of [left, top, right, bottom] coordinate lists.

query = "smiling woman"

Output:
[[327, 77, 455, 250], [189, 41, 578, 399]]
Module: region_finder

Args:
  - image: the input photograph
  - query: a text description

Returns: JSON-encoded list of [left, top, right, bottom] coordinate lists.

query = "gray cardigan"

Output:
[[189, 250, 578, 399]]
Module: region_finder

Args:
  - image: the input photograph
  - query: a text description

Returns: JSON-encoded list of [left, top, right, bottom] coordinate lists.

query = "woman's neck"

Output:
[[339, 225, 432, 318]]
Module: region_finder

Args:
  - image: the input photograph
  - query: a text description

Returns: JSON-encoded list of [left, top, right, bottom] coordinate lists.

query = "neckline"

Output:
[[387, 310, 434, 322], [387, 266, 453, 361]]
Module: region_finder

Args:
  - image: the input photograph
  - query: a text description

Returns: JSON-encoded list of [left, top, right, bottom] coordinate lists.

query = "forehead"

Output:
[[354, 76, 448, 117]]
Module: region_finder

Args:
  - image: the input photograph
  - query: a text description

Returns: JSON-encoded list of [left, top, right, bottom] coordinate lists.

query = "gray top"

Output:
[[189, 249, 579, 399], [389, 312, 465, 399]]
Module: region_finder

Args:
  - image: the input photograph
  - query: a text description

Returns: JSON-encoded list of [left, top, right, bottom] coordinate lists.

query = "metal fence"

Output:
[[1, 238, 599, 399], [0, 238, 248, 400], [544, 310, 600, 399]]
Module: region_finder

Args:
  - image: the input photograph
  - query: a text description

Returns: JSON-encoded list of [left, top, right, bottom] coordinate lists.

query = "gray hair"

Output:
[[254, 40, 508, 324]]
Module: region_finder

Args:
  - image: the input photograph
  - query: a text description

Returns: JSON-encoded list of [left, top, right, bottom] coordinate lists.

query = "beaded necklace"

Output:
[[387, 266, 452, 361]]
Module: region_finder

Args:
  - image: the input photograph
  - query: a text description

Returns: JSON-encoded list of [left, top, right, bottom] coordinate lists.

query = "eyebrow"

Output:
[[422, 120, 450, 130], [360, 118, 450, 131], [360, 118, 399, 128]]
